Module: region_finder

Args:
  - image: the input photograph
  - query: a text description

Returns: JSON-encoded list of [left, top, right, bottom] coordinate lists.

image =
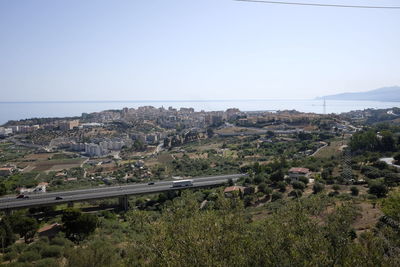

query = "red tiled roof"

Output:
[[224, 186, 246, 193], [38, 223, 61, 233]]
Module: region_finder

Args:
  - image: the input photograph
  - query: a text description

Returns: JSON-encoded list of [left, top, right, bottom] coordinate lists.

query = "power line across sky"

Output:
[[234, 0, 400, 9]]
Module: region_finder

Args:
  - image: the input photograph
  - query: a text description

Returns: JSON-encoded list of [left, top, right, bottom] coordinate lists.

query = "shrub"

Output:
[[12, 243, 27, 254], [100, 210, 117, 220], [257, 183, 267, 193], [243, 177, 253, 185], [289, 189, 302, 198], [243, 195, 254, 207], [271, 170, 284, 183], [321, 169, 330, 180], [332, 184, 341, 191], [256, 192, 264, 198], [313, 183, 325, 194], [207, 193, 218, 201], [264, 187, 273, 196], [325, 177, 335, 185], [277, 181, 287, 192], [25, 241, 45, 253], [62, 209, 99, 242], [34, 258, 59, 267], [0, 217, 16, 248], [40, 245, 63, 258], [3, 251, 18, 261], [350, 186, 359, 196], [8, 215, 39, 243], [18, 251, 41, 262], [50, 236, 70, 247], [38, 236, 49, 244], [328, 191, 340, 197], [299, 176, 309, 185], [338, 193, 353, 201], [373, 161, 388, 170], [292, 181, 306, 190], [361, 166, 383, 179], [368, 182, 388, 198], [271, 192, 283, 202], [253, 175, 265, 185], [382, 191, 400, 221], [245, 186, 256, 195]]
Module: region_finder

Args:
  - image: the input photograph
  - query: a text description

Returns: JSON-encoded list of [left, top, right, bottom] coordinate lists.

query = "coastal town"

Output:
[[0, 105, 364, 193], [1, 106, 400, 266]]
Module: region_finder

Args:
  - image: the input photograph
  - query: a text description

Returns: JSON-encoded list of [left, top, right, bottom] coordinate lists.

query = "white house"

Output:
[[288, 167, 311, 180]]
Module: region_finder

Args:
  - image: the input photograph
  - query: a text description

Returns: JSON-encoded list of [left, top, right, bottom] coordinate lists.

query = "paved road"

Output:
[[311, 142, 328, 157], [0, 174, 246, 210], [380, 158, 400, 169]]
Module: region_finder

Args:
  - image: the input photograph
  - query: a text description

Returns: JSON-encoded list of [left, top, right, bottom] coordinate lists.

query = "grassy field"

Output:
[[31, 158, 86, 172], [215, 126, 263, 135], [23, 153, 56, 161], [313, 139, 346, 158]]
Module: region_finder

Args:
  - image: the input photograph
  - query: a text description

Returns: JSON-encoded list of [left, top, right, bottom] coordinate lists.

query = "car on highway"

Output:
[[55, 196, 63, 200], [16, 194, 29, 199], [148, 182, 155, 185]]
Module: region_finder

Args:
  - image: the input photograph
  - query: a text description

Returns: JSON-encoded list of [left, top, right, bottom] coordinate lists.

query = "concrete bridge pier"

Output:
[[119, 195, 129, 211]]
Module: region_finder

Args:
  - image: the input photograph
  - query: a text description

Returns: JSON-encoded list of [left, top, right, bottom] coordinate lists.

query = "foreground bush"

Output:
[[40, 245, 63, 258], [18, 251, 41, 262], [119, 192, 397, 266]]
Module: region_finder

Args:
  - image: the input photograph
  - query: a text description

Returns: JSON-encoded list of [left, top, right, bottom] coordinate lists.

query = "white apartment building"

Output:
[[85, 143, 105, 157]]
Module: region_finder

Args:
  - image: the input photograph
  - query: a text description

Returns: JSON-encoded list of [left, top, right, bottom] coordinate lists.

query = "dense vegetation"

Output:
[[3, 191, 400, 266]]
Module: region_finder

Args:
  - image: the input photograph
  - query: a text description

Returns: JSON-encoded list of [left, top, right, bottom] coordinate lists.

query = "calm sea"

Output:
[[0, 99, 399, 125]]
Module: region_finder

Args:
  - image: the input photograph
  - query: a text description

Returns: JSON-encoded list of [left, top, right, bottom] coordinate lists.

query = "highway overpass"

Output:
[[0, 174, 246, 211]]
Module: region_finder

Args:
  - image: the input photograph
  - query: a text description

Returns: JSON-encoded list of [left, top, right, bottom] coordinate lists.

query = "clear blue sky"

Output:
[[0, 0, 399, 101]]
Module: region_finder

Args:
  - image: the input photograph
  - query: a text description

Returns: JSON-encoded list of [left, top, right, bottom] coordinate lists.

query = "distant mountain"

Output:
[[317, 86, 400, 102]]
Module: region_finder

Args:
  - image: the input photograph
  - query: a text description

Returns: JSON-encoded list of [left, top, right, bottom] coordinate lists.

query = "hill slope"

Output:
[[317, 86, 400, 102]]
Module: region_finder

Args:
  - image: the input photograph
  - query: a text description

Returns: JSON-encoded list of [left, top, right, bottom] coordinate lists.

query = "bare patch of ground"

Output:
[[353, 201, 383, 234], [31, 159, 86, 172]]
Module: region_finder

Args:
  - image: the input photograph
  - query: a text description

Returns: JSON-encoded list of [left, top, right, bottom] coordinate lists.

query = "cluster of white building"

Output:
[[84, 143, 105, 157], [69, 140, 127, 157], [131, 132, 168, 145], [99, 140, 125, 151], [2, 120, 82, 135], [79, 122, 103, 128], [0, 125, 41, 136], [0, 127, 13, 137]]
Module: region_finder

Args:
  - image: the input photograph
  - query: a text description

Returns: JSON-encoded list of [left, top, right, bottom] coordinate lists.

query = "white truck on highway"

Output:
[[172, 180, 193, 188]]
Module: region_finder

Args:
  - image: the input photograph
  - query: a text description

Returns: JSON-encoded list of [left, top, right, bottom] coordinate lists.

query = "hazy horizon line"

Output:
[[0, 98, 320, 104]]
